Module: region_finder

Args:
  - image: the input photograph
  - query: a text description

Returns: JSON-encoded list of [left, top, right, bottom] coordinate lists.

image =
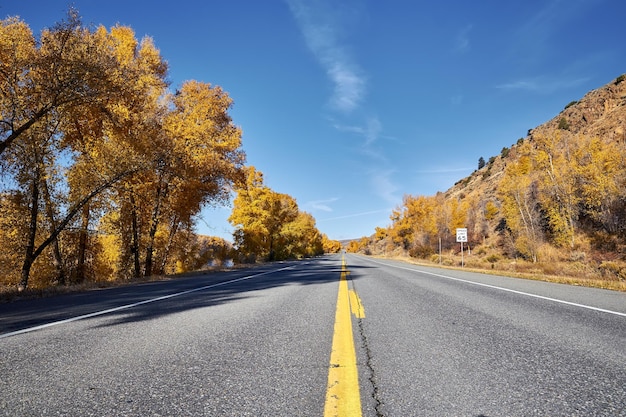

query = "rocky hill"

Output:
[[361, 74, 626, 288], [446, 73, 626, 201]]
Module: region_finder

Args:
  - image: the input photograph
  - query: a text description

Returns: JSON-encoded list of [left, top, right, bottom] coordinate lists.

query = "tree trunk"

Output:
[[159, 216, 180, 274], [19, 169, 41, 292], [129, 194, 141, 279], [17, 169, 139, 289], [144, 174, 167, 277], [41, 175, 66, 285], [75, 204, 90, 283]]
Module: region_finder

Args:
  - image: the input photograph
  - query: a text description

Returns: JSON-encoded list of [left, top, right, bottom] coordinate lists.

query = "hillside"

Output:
[[357, 74, 626, 289], [447, 73, 626, 201]]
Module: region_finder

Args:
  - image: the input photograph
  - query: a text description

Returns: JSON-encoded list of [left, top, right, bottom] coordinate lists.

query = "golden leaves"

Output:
[[0, 10, 247, 286], [229, 166, 323, 261]]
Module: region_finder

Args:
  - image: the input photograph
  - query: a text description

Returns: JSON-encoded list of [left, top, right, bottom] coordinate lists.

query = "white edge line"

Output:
[[0, 265, 296, 340], [363, 257, 626, 318]]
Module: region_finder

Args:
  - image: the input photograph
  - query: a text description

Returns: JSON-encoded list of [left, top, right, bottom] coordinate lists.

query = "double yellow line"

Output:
[[324, 256, 365, 417]]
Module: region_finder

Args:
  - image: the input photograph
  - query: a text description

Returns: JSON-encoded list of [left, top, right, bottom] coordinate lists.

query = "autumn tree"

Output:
[[135, 80, 244, 277], [0, 12, 245, 289], [346, 240, 360, 253], [229, 166, 323, 261], [322, 234, 342, 253], [497, 141, 543, 261], [533, 132, 580, 248], [230, 167, 298, 261], [185, 236, 233, 270], [0, 11, 122, 157], [570, 135, 626, 238], [278, 211, 324, 259]]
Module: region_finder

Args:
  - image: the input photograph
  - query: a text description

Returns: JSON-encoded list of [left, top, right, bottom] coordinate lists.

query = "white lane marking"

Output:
[[362, 257, 626, 318], [0, 265, 296, 339]]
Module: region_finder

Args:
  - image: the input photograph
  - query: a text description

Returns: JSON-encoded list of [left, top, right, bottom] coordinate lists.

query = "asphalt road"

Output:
[[1, 254, 625, 416]]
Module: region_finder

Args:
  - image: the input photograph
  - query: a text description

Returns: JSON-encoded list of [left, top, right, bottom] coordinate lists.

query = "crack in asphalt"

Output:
[[350, 277, 386, 417], [357, 316, 386, 417]]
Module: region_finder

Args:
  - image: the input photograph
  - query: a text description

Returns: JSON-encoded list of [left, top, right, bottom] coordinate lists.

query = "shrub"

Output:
[[598, 261, 626, 280], [569, 251, 587, 262], [409, 244, 434, 259], [564, 100, 578, 110], [486, 254, 500, 263], [558, 117, 570, 130], [615, 74, 625, 85]]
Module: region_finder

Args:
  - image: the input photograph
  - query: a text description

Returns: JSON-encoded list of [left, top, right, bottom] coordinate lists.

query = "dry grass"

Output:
[[377, 250, 626, 292]]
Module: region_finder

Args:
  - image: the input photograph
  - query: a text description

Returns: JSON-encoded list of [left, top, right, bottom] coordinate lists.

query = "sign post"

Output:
[[456, 228, 468, 267]]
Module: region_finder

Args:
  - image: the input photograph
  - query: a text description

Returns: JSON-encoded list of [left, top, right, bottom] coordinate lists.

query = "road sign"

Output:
[[456, 228, 468, 242]]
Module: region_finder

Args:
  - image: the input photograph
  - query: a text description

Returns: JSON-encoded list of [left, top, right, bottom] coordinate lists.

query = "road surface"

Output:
[[1, 254, 625, 416]]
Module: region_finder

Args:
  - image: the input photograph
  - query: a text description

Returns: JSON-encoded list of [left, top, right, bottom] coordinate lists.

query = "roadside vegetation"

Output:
[[347, 75, 626, 292], [2, 10, 623, 297], [0, 11, 340, 297]]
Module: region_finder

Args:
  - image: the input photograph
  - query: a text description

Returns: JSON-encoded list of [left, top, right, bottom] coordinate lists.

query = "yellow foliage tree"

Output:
[[0, 11, 246, 290], [278, 211, 324, 259], [497, 141, 542, 262], [571, 135, 625, 235], [229, 166, 323, 261], [322, 234, 342, 253]]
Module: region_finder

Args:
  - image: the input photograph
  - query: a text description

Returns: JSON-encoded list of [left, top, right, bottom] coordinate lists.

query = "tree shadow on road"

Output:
[[0, 255, 374, 335]]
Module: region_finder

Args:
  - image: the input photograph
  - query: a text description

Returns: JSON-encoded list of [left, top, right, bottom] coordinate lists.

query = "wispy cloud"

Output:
[[318, 209, 391, 222], [333, 116, 382, 146], [370, 169, 400, 205], [286, 1, 401, 209], [286, 0, 366, 112], [496, 75, 589, 93], [454, 24, 472, 53], [414, 167, 474, 175], [333, 116, 390, 165], [512, 0, 595, 62], [523, 0, 591, 36], [302, 197, 339, 212]]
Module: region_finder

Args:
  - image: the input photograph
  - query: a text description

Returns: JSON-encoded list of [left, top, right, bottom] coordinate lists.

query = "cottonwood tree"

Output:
[[278, 211, 324, 259], [322, 234, 342, 253], [229, 166, 324, 261], [497, 141, 543, 262], [571, 135, 626, 237], [0, 14, 157, 289], [533, 132, 580, 248], [0, 11, 121, 157], [1, 12, 246, 289], [139, 80, 245, 277]]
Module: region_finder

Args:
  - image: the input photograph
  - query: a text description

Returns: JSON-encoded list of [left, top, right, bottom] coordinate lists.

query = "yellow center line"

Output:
[[324, 255, 363, 417], [349, 289, 365, 319]]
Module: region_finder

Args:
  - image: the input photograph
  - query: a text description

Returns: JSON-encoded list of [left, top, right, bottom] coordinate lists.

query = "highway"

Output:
[[1, 254, 625, 416]]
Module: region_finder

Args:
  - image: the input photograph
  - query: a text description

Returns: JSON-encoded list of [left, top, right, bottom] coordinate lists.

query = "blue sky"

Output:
[[4, 0, 626, 240]]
